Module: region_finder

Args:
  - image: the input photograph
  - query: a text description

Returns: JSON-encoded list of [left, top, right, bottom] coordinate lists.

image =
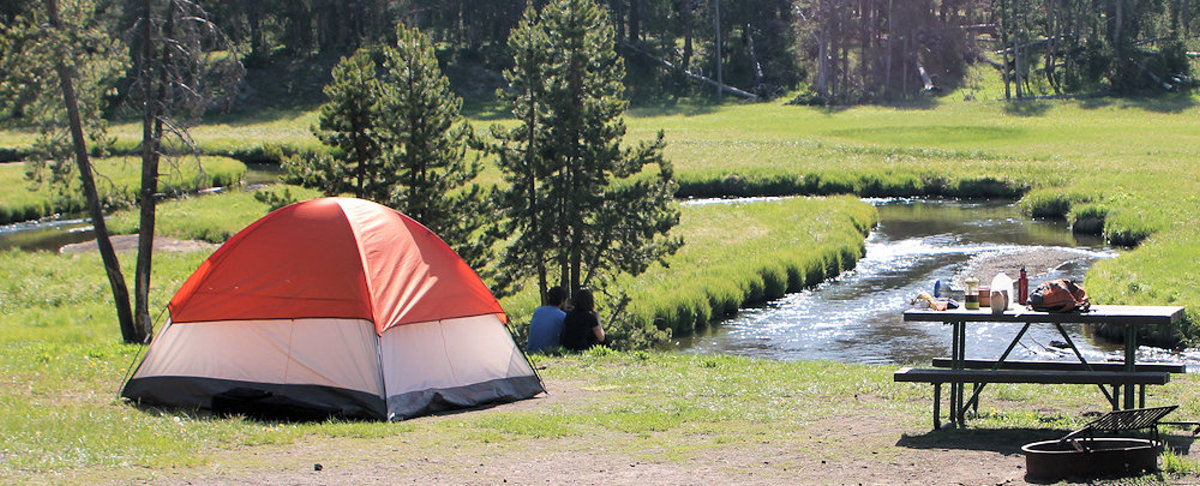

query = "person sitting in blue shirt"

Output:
[[526, 286, 569, 353]]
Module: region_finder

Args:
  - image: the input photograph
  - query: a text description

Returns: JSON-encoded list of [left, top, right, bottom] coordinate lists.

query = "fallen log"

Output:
[[621, 42, 758, 99]]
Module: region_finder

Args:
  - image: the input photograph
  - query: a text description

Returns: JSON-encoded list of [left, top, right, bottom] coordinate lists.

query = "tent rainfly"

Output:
[[121, 197, 544, 420]]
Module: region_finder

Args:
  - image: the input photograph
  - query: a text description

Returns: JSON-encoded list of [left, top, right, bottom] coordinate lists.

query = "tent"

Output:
[[121, 197, 544, 420]]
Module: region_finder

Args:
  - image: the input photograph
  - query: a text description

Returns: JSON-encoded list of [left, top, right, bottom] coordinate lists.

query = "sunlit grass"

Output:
[[104, 185, 322, 243], [0, 156, 245, 224], [3, 247, 1199, 479]]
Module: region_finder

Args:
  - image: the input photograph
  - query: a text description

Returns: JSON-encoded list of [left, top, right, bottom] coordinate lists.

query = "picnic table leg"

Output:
[[1124, 323, 1137, 409], [933, 383, 942, 429], [953, 321, 966, 425]]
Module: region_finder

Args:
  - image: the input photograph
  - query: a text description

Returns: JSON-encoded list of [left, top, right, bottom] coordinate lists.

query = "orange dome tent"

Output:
[[122, 197, 544, 420]]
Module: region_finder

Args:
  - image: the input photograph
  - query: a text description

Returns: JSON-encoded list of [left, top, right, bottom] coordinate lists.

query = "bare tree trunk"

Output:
[[999, 0, 1012, 99], [816, 0, 830, 97], [744, 23, 764, 88], [46, 0, 137, 342], [134, 0, 165, 343], [679, 0, 693, 70], [714, 0, 723, 100], [629, 0, 641, 42], [885, 0, 894, 99]]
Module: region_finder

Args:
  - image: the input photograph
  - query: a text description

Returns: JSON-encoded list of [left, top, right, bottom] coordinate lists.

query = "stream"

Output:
[[0, 163, 281, 252], [3, 190, 1195, 369], [670, 198, 1196, 368]]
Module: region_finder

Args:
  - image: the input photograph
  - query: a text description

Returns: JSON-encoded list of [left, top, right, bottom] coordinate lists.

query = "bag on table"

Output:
[[1028, 278, 1091, 312]]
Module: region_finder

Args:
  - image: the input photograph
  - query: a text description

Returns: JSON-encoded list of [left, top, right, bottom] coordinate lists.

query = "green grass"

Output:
[[3, 256, 1200, 482], [81, 187, 875, 350], [104, 185, 322, 243], [3, 91, 1197, 340], [0, 156, 246, 225], [477, 196, 877, 349]]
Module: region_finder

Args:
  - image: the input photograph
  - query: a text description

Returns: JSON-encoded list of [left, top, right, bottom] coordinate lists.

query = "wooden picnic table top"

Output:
[[903, 305, 1185, 326]]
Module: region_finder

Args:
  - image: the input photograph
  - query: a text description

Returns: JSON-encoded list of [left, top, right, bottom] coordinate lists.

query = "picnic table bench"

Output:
[[896, 305, 1186, 429]]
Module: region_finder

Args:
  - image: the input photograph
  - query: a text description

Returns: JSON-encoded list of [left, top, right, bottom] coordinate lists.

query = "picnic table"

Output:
[[895, 305, 1186, 429]]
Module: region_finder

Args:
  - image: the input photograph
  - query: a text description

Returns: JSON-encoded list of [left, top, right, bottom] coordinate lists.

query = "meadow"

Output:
[[2, 86, 1199, 480], [0, 156, 245, 225], [2, 91, 1197, 341]]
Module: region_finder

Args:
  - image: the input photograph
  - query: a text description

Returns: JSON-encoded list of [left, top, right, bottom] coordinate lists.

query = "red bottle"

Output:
[[1017, 266, 1029, 305]]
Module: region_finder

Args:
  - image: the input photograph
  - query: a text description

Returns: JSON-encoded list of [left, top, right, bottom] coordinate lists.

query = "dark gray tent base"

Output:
[[123, 375, 545, 421], [123, 376, 387, 420], [388, 375, 545, 420]]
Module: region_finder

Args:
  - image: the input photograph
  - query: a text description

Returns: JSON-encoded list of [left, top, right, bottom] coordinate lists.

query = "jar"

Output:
[[964, 276, 980, 310]]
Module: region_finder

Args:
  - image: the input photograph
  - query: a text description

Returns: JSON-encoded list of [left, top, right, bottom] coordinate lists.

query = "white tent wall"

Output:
[[382, 314, 543, 420], [123, 318, 387, 419]]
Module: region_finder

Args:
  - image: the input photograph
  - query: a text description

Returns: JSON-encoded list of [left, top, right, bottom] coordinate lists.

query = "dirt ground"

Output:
[[59, 235, 217, 254], [954, 247, 1101, 291], [62, 375, 1194, 486], [48, 243, 1190, 485]]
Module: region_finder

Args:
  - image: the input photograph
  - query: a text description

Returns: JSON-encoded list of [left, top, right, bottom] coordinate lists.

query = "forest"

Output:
[[3, 0, 1198, 113]]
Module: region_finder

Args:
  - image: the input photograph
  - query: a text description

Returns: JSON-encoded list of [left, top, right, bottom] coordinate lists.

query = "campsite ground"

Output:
[[18, 353, 1200, 485]]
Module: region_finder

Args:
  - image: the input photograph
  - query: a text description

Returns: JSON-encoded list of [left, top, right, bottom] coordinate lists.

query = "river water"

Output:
[[670, 198, 1192, 367], [0, 163, 281, 252]]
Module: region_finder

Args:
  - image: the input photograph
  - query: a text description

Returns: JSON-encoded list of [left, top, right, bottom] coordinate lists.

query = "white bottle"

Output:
[[990, 271, 1013, 314]]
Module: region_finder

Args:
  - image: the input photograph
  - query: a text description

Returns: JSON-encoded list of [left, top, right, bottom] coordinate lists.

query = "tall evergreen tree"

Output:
[[297, 48, 386, 200], [291, 24, 496, 270], [378, 24, 495, 269], [491, 0, 682, 334]]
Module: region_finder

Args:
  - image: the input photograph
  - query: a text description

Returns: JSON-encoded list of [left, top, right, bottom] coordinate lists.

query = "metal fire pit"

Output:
[[1022, 437, 1161, 480], [1022, 406, 1177, 481]]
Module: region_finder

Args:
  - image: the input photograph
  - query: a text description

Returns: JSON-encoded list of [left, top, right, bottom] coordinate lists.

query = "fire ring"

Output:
[[1022, 438, 1161, 481]]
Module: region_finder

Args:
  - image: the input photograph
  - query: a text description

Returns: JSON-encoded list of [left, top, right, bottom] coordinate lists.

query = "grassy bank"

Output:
[[89, 188, 874, 349], [1, 94, 1197, 341], [0, 156, 246, 225]]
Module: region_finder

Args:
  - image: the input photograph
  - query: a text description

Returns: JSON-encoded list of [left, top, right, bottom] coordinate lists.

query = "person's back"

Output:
[[560, 288, 604, 352], [526, 286, 568, 353], [560, 309, 600, 351]]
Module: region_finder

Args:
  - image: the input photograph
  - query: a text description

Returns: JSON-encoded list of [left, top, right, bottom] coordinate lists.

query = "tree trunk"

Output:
[[816, 0, 829, 97], [714, 0, 723, 99], [679, 0, 693, 70], [46, 0, 137, 342], [885, 0, 894, 99], [999, 0, 1012, 99], [610, 0, 626, 43], [629, 0, 641, 42], [133, 0, 164, 343], [248, 4, 263, 57]]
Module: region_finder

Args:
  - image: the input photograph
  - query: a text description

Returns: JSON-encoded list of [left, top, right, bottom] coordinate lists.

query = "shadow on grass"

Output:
[[899, 426, 1195, 453], [626, 101, 720, 118], [462, 98, 515, 121], [200, 106, 319, 128], [1003, 99, 1052, 117], [1074, 93, 1198, 113], [1120, 94, 1199, 114], [896, 427, 1066, 455], [884, 95, 943, 111]]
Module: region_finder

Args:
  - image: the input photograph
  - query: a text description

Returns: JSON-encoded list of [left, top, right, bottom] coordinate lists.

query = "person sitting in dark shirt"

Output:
[[560, 288, 605, 351]]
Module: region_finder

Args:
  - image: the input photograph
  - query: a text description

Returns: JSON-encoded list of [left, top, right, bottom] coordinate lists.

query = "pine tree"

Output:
[[491, 0, 682, 337], [377, 24, 495, 269], [294, 24, 496, 270], [299, 48, 386, 200]]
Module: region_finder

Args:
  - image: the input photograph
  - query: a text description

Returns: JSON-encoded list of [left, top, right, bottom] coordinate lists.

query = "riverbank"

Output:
[[955, 247, 1107, 290], [59, 235, 217, 254]]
